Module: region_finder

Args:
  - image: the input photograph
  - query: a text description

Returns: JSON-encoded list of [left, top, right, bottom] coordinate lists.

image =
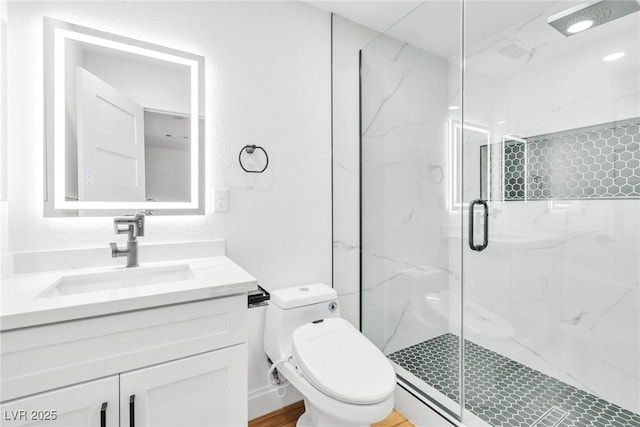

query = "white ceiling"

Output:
[[308, 0, 638, 79], [466, 2, 639, 77], [307, 1, 423, 35], [308, 1, 606, 58]]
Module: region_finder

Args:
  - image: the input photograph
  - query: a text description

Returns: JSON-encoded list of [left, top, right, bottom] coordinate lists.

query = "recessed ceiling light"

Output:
[[548, 1, 640, 37], [448, 105, 460, 111], [567, 19, 593, 33], [497, 120, 507, 125], [603, 51, 625, 61]]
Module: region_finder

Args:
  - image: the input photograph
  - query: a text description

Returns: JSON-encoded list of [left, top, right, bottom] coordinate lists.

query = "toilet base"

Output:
[[296, 399, 369, 427], [277, 361, 394, 427]]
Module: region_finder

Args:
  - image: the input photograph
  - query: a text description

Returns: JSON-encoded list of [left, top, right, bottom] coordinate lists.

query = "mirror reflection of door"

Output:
[[63, 36, 192, 205], [76, 67, 146, 202]]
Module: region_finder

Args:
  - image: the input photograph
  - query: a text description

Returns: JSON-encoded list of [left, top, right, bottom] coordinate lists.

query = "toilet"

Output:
[[264, 283, 396, 427]]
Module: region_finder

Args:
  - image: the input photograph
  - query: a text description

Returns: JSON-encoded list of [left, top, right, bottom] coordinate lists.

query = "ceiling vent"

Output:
[[496, 40, 533, 61]]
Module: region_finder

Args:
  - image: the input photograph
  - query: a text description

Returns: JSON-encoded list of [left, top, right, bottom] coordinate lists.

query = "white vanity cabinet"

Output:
[[1, 347, 246, 427], [1, 294, 249, 427], [120, 346, 246, 427], [0, 377, 119, 427]]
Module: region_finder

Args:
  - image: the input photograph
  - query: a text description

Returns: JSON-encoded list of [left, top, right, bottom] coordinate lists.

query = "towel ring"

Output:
[[239, 145, 269, 173]]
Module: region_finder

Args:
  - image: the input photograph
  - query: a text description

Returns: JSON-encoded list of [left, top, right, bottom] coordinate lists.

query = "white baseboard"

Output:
[[248, 385, 304, 421]]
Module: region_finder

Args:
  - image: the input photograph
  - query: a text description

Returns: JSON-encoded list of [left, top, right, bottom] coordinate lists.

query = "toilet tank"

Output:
[[264, 283, 341, 362]]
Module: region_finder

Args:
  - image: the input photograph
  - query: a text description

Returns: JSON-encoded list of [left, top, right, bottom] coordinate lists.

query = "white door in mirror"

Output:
[[77, 67, 146, 202]]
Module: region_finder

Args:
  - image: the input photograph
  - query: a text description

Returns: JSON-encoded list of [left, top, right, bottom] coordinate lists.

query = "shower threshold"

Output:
[[388, 334, 640, 427]]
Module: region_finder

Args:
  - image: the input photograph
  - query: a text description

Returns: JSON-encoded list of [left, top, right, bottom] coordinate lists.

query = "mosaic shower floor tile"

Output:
[[388, 334, 640, 427]]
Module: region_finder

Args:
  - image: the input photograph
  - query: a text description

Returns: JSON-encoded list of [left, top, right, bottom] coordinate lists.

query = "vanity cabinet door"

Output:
[[0, 376, 118, 427], [119, 344, 247, 427]]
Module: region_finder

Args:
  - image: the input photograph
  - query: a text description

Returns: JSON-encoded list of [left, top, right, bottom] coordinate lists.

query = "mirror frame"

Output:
[[43, 18, 205, 216]]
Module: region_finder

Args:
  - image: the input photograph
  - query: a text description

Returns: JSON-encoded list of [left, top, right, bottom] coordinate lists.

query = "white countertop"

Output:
[[0, 256, 258, 331]]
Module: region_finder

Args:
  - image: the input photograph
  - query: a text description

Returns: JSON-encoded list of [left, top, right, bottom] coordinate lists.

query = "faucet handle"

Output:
[[134, 212, 145, 237], [113, 212, 145, 237], [109, 242, 118, 258]]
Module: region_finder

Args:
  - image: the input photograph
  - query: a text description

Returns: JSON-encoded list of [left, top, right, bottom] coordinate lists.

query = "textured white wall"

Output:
[[1, 0, 8, 258], [6, 0, 331, 288], [6, 1, 332, 417]]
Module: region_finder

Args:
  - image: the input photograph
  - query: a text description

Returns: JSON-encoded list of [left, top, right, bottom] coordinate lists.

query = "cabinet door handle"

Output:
[[129, 395, 135, 427], [468, 199, 489, 251], [100, 402, 107, 427]]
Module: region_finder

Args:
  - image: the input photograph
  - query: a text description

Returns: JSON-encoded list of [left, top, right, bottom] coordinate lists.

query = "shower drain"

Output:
[[530, 407, 569, 427]]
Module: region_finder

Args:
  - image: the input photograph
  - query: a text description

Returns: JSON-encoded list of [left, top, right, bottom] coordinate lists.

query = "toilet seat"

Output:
[[292, 318, 396, 405]]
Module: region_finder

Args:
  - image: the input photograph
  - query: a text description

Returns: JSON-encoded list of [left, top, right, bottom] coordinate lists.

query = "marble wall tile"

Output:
[[359, 40, 459, 361]]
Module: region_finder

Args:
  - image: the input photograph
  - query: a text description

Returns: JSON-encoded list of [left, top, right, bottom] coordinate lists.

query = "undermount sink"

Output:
[[41, 264, 195, 298]]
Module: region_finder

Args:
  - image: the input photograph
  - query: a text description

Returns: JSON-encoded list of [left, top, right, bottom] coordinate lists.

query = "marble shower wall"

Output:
[[332, 14, 462, 349], [359, 39, 460, 353]]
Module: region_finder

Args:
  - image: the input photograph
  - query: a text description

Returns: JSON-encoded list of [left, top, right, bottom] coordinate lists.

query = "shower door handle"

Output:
[[468, 199, 488, 252]]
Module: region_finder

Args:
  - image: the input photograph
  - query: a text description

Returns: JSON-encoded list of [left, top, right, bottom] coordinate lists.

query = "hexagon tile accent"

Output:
[[388, 334, 640, 427], [491, 118, 640, 201], [504, 142, 526, 200]]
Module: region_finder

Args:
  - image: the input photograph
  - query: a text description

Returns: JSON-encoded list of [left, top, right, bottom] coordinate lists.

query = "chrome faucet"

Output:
[[110, 213, 145, 267]]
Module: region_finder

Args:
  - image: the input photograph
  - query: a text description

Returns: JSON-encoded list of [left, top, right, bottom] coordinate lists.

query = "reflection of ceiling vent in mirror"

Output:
[[496, 40, 533, 62], [547, 0, 640, 37]]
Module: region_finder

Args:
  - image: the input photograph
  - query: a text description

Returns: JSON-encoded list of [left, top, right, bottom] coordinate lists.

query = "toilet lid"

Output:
[[292, 318, 396, 405]]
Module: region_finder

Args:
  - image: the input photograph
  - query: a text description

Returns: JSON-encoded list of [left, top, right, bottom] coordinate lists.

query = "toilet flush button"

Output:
[[329, 301, 338, 312], [299, 287, 309, 292]]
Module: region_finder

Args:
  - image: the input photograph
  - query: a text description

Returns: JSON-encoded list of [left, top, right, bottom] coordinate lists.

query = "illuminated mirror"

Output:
[[44, 18, 204, 216], [448, 120, 490, 210]]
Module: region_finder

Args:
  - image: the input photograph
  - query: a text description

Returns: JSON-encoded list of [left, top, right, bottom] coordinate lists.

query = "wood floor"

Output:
[[248, 401, 415, 427]]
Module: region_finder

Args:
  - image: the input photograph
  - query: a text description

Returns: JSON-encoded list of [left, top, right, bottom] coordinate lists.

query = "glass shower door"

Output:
[[461, 1, 640, 425], [360, 0, 465, 421], [360, 1, 639, 425]]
